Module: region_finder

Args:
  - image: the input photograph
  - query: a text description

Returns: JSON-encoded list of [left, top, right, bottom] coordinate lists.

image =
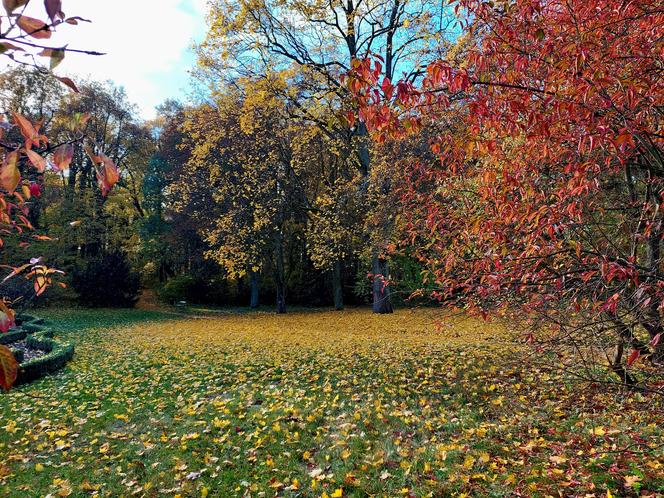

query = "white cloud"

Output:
[[20, 0, 209, 120]]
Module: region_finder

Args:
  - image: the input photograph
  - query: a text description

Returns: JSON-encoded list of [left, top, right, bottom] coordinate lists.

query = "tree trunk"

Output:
[[642, 215, 664, 363], [355, 124, 394, 315], [333, 259, 344, 311], [609, 340, 636, 386], [611, 317, 651, 355], [276, 288, 286, 314], [249, 270, 259, 309], [275, 233, 286, 314], [372, 254, 393, 314]]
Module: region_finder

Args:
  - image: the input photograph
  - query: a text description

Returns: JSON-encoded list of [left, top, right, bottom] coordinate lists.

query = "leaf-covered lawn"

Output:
[[1, 308, 662, 497]]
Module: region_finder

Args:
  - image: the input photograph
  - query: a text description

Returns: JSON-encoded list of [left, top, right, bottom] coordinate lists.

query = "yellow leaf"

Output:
[[0, 151, 20, 193], [81, 480, 101, 492], [624, 475, 641, 488]]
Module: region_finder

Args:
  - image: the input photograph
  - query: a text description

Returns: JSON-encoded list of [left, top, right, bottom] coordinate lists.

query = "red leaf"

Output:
[[29, 183, 42, 197], [381, 77, 393, 100], [651, 333, 662, 347], [44, 0, 63, 22], [626, 349, 641, 367], [97, 154, 119, 196], [2, 0, 29, 14], [64, 16, 91, 25], [0, 345, 18, 391], [25, 149, 47, 172], [0, 41, 24, 52], [1, 263, 30, 283], [34, 273, 48, 296], [53, 144, 74, 172], [11, 112, 38, 143], [346, 111, 355, 128], [38, 47, 65, 70], [0, 299, 15, 337], [54, 76, 79, 93], [16, 15, 52, 39]]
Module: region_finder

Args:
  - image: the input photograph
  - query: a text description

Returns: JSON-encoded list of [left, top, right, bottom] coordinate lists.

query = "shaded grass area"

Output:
[[0, 308, 662, 497], [36, 308, 178, 335]]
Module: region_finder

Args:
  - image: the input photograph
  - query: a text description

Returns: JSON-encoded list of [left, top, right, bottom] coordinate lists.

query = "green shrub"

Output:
[[0, 276, 34, 303], [156, 275, 198, 304]]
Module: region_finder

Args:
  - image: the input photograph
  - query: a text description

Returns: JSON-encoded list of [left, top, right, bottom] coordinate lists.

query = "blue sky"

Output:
[[27, 0, 209, 120]]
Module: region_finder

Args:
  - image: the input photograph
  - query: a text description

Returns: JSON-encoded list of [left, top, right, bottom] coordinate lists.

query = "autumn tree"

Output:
[[139, 100, 215, 292], [177, 77, 308, 313], [197, 0, 455, 313], [286, 125, 363, 310], [349, 0, 664, 385]]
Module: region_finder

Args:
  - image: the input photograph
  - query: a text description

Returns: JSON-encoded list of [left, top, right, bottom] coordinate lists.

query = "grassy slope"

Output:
[[0, 308, 662, 497]]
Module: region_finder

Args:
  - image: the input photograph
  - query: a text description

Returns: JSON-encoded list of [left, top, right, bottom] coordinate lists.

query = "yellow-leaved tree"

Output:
[[175, 76, 304, 313], [195, 0, 456, 313]]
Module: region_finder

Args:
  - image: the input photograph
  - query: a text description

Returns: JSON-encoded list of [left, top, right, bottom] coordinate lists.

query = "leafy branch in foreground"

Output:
[[0, 0, 115, 390]]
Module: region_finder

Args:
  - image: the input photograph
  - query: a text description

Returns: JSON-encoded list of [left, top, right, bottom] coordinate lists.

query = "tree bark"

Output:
[[641, 215, 664, 363], [611, 317, 651, 355], [372, 254, 393, 314], [356, 123, 394, 314], [275, 283, 286, 314], [275, 233, 286, 314], [249, 270, 259, 309], [333, 259, 344, 311], [609, 340, 636, 386]]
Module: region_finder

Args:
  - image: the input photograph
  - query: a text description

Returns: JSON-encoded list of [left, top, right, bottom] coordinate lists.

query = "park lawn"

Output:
[[0, 308, 662, 497]]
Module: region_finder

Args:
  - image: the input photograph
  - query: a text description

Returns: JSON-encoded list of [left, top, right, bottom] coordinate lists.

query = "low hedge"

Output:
[[15, 314, 43, 326], [2, 315, 75, 385], [10, 348, 24, 363], [0, 329, 27, 345], [18, 332, 74, 384]]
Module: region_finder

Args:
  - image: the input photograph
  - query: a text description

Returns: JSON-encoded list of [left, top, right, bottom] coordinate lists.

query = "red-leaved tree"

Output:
[[347, 0, 664, 387]]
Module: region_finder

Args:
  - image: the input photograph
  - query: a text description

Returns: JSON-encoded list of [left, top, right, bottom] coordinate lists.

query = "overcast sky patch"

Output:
[[21, 0, 209, 120]]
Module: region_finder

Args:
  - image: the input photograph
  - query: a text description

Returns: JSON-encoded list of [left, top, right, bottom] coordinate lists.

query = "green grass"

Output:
[[0, 308, 662, 497]]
